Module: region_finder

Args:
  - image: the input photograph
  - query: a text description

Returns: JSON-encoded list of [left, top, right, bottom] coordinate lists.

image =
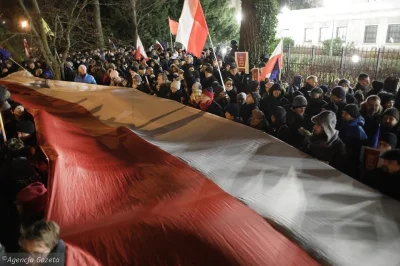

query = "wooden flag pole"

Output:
[[0, 112, 7, 143], [207, 33, 225, 91], [170, 33, 173, 50]]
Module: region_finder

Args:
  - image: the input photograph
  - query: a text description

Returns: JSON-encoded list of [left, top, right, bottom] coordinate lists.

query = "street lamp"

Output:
[[21, 20, 28, 29]]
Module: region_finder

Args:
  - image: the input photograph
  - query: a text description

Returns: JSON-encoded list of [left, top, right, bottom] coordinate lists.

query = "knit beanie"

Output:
[[130, 66, 138, 73], [247, 81, 260, 93], [379, 133, 398, 149], [338, 79, 351, 88], [212, 81, 224, 95], [372, 80, 384, 91], [292, 95, 308, 108], [202, 88, 214, 99], [343, 104, 360, 119], [270, 83, 282, 92], [16, 182, 47, 213], [273, 106, 286, 124], [193, 82, 202, 91], [16, 120, 36, 135], [250, 91, 261, 105], [319, 85, 329, 94], [383, 107, 400, 121], [380, 93, 395, 106], [311, 111, 337, 141], [311, 87, 323, 95], [331, 86, 346, 99]]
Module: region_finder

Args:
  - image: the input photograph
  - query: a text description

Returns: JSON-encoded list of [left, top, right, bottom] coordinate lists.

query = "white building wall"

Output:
[[277, 0, 400, 49]]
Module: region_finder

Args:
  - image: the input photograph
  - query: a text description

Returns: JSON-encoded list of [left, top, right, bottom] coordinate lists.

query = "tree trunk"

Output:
[[239, 0, 260, 66], [93, 0, 105, 49], [129, 0, 138, 46]]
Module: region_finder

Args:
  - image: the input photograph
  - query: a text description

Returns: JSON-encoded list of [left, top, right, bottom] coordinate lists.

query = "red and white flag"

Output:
[[23, 38, 31, 59], [259, 39, 284, 81], [175, 0, 208, 57], [168, 17, 179, 35], [135, 35, 148, 60], [155, 40, 164, 51]]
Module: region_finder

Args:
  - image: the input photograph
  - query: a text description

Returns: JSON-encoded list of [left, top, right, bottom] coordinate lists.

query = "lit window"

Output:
[[319, 27, 330, 42], [386, 24, 400, 43], [364, 25, 378, 43], [336, 27, 347, 42], [304, 28, 313, 42]]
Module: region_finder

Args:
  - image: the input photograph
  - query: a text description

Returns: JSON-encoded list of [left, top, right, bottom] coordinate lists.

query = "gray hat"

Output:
[[311, 111, 337, 141], [292, 95, 308, 108]]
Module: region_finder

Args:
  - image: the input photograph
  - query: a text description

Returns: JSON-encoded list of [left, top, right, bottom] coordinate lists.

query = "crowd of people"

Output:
[[0, 85, 64, 263], [1, 40, 400, 261]]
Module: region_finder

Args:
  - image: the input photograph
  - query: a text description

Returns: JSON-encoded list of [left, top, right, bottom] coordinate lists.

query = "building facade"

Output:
[[277, 0, 400, 49]]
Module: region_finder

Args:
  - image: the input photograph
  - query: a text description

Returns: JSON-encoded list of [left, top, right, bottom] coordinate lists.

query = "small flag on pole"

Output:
[[41, 19, 54, 37], [259, 40, 284, 82], [175, 0, 208, 57], [168, 17, 179, 35], [23, 38, 31, 59], [155, 40, 164, 51], [136, 35, 148, 60]]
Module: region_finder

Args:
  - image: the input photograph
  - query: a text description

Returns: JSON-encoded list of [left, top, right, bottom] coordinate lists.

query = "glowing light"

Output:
[[236, 12, 242, 24], [351, 55, 360, 63], [221, 47, 227, 55], [281, 6, 290, 14], [21, 20, 28, 28], [2, 21, 5, 25]]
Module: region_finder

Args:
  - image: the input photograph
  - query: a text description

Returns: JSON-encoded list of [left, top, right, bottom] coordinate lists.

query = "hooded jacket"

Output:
[[260, 87, 286, 120], [304, 111, 347, 172], [339, 116, 368, 145]]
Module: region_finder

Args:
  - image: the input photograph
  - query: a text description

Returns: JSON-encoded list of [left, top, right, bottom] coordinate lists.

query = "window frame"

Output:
[[363, 25, 378, 44], [386, 24, 400, 44], [304, 28, 313, 43], [336, 26, 347, 42], [319, 27, 331, 42]]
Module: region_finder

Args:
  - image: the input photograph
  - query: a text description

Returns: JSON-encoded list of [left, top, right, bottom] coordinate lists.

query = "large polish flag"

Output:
[[136, 34, 148, 60], [259, 39, 284, 81], [175, 0, 208, 57]]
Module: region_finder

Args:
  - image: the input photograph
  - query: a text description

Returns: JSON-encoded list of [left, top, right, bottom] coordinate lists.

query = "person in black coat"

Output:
[[168, 80, 186, 104], [225, 78, 238, 104], [305, 87, 327, 118], [360, 95, 382, 148], [367, 80, 384, 97], [200, 88, 224, 117], [354, 73, 370, 98], [286, 95, 311, 149], [338, 79, 358, 104], [299, 111, 347, 172], [363, 149, 400, 201], [268, 106, 290, 143], [240, 91, 261, 123], [380, 108, 400, 148], [323, 86, 347, 127], [299, 75, 318, 100], [155, 73, 171, 99], [201, 66, 218, 89]]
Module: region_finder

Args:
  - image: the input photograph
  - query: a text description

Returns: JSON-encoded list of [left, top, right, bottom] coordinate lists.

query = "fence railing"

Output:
[[282, 45, 400, 86]]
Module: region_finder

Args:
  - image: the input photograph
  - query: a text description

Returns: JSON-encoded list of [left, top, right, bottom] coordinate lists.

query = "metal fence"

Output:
[[282, 45, 400, 86]]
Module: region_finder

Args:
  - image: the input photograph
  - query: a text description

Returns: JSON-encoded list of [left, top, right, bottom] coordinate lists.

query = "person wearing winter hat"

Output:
[[360, 95, 382, 148], [211, 82, 230, 110], [248, 109, 268, 132], [246, 81, 260, 94], [200, 88, 224, 117], [383, 76, 399, 95], [224, 78, 238, 104], [268, 106, 290, 143], [339, 104, 368, 178], [168, 80, 186, 104], [15, 120, 37, 147], [338, 79, 358, 104], [378, 133, 398, 154], [379, 92, 395, 111], [239, 91, 261, 123], [300, 111, 347, 171], [366, 80, 384, 97], [260, 83, 286, 121], [380, 107, 400, 148], [305, 87, 328, 118], [202, 66, 218, 89], [324, 86, 348, 125], [363, 149, 400, 201], [299, 75, 318, 100], [286, 95, 311, 148]]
